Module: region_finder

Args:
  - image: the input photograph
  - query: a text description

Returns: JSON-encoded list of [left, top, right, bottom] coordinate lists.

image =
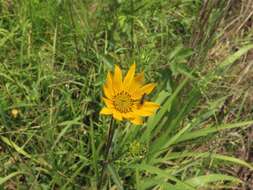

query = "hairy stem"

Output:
[[98, 118, 115, 189]]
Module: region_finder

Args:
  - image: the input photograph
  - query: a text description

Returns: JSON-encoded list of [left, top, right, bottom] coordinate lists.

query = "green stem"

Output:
[[98, 118, 115, 189]]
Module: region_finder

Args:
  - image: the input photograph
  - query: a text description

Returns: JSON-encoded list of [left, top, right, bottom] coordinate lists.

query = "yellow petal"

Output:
[[122, 112, 135, 119], [105, 71, 113, 86], [133, 101, 159, 116], [103, 85, 113, 99], [102, 97, 114, 108], [134, 72, 144, 84], [100, 107, 112, 115], [140, 83, 156, 94], [134, 109, 155, 116], [130, 117, 143, 125], [112, 110, 123, 121], [142, 101, 160, 109], [123, 63, 136, 90], [113, 65, 123, 93], [132, 83, 156, 99], [129, 72, 144, 91], [105, 71, 115, 96]]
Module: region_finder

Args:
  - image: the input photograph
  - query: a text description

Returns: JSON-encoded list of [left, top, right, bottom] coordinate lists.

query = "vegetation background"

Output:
[[0, 0, 253, 189]]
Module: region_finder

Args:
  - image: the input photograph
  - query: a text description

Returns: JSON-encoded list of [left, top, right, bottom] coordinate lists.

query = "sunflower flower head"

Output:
[[100, 64, 159, 125]]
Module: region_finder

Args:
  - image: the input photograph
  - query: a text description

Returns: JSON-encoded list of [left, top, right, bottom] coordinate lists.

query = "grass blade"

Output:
[[0, 172, 27, 185], [185, 174, 242, 188], [107, 164, 123, 190]]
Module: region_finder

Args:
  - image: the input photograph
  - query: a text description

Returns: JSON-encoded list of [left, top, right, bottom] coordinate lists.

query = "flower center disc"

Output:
[[113, 92, 133, 113]]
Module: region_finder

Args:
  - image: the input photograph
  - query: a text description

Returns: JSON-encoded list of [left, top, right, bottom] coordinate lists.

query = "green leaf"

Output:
[[154, 151, 253, 170], [107, 164, 123, 190], [0, 172, 27, 185], [141, 90, 170, 143], [140, 176, 181, 190], [0, 26, 19, 48], [185, 174, 242, 187], [127, 164, 195, 190], [147, 77, 189, 134], [218, 44, 253, 70], [51, 116, 82, 150], [148, 85, 201, 158], [175, 120, 253, 143], [0, 136, 51, 169]]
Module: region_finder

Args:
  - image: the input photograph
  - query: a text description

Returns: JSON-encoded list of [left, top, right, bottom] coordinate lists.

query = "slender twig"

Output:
[[98, 118, 115, 189]]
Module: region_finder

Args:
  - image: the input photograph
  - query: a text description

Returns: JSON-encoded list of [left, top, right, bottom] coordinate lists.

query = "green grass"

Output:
[[0, 0, 253, 189]]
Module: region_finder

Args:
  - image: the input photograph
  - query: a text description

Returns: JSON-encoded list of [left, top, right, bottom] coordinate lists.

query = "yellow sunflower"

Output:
[[100, 63, 159, 125]]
